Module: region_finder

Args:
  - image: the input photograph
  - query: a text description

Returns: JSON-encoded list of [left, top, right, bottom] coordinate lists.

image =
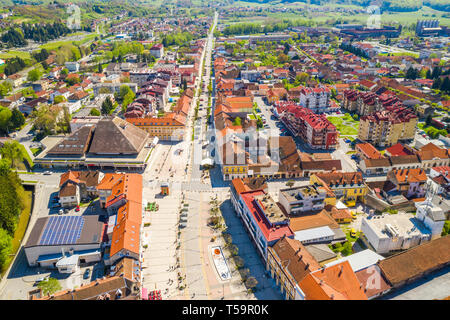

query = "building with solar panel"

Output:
[[24, 215, 104, 273]]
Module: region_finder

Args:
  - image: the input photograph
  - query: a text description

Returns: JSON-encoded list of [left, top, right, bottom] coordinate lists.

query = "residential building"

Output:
[[97, 173, 143, 266], [355, 143, 384, 160], [298, 261, 368, 300], [310, 172, 367, 207], [230, 181, 294, 261], [298, 86, 332, 114], [416, 143, 450, 169], [65, 61, 80, 72], [277, 102, 338, 150], [58, 170, 103, 208], [278, 185, 326, 215], [267, 237, 320, 300], [386, 168, 427, 198], [36, 275, 139, 300], [358, 106, 418, 147], [150, 43, 164, 58]]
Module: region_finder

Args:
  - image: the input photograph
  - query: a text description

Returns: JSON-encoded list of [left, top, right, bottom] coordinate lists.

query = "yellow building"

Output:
[[126, 113, 186, 141], [310, 172, 367, 207], [358, 107, 418, 147]]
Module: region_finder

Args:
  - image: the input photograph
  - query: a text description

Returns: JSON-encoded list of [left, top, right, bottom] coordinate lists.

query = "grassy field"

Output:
[[327, 116, 359, 136], [0, 50, 32, 60], [1, 190, 32, 277], [222, 5, 450, 27]]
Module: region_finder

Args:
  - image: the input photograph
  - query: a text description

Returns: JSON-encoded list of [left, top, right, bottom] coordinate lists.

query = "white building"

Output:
[[299, 86, 331, 114], [24, 215, 103, 273], [65, 61, 80, 72], [361, 213, 432, 254], [278, 185, 326, 215], [415, 199, 446, 240]]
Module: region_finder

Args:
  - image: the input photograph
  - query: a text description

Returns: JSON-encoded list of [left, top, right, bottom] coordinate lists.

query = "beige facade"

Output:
[[358, 116, 417, 147]]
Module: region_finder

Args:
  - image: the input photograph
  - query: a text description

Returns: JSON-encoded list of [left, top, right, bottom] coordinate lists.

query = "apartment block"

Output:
[[358, 106, 418, 147]]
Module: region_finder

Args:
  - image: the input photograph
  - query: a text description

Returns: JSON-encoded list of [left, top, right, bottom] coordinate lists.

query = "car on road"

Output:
[[43, 171, 51, 175], [83, 269, 91, 279]]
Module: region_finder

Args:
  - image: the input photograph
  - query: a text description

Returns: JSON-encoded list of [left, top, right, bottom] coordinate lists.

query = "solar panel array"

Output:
[[39, 216, 85, 246]]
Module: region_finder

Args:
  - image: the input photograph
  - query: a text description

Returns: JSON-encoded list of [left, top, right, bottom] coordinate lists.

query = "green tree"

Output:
[[233, 117, 242, 126], [101, 96, 114, 115], [10, 108, 25, 129], [0, 82, 12, 97], [0, 141, 23, 169], [0, 107, 13, 133], [53, 95, 66, 104], [0, 228, 12, 271], [27, 68, 42, 82], [90, 108, 100, 116], [37, 278, 62, 296]]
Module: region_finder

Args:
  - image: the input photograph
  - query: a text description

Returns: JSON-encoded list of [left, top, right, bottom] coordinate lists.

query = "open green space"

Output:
[[327, 116, 359, 136]]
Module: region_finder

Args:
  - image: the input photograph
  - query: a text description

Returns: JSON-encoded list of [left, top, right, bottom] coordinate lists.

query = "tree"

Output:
[[0, 82, 12, 98], [10, 108, 25, 129], [53, 95, 66, 104], [233, 117, 242, 126], [27, 68, 42, 82], [90, 108, 100, 116], [0, 141, 24, 169], [37, 278, 62, 296], [101, 97, 114, 115], [98, 63, 103, 73], [0, 107, 13, 133], [245, 277, 258, 290], [0, 228, 12, 271]]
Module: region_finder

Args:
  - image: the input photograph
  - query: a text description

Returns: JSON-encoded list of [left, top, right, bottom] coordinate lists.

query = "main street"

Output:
[[140, 12, 281, 300]]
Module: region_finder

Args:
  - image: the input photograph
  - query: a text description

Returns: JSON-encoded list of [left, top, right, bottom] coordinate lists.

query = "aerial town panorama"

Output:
[[0, 0, 448, 305]]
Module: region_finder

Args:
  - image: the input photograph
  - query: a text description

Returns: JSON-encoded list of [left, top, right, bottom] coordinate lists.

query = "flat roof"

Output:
[[253, 194, 286, 225], [325, 249, 385, 272], [25, 215, 104, 248], [363, 213, 431, 239], [294, 226, 334, 243]]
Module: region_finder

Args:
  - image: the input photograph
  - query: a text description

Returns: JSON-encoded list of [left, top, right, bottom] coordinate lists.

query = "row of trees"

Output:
[[0, 157, 26, 271], [161, 32, 194, 47], [3, 56, 27, 76], [21, 21, 71, 43], [432, 76, 450, 93], [0, 28, 28, 48], [339, 42, 370, 59]]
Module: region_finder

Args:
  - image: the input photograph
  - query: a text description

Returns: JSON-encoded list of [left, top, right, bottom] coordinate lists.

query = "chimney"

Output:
[[319, 280, 324, 286], [338, 265, 343, 277], [330, 294, 334, 300]]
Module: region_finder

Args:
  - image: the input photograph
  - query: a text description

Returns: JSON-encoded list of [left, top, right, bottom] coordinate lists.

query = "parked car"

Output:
[[345, 139, 351, 143], [75, 205, 80, 212], [350, 228, 357, 237], [43, 171, 51, 175], [58, 209, 64, 215]]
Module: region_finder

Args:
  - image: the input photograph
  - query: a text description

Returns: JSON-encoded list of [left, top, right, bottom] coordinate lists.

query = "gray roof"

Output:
[[88, 117, 149, 155], [25, 215, 103, 248], [304, 244, 337, 263]]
